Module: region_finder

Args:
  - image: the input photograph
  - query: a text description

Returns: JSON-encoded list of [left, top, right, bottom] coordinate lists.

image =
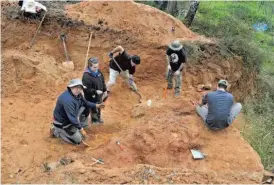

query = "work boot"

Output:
[[92, 118, 104, 125], [50, 126, 55, 138], [175, 91, 181, 97], [167, 84, 173, 89]]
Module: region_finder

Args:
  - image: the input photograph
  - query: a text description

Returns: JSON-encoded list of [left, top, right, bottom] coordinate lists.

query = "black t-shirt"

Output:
[[166, 48, 186, 71], [109, 50, 136, 75]]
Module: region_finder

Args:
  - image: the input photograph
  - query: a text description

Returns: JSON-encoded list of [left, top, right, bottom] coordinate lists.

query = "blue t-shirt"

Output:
[[202, 90, 234, 129]]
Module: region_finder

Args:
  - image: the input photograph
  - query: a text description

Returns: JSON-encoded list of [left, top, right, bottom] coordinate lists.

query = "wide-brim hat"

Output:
[[169, 40, 183, 51], [67, 79, 86, 88]]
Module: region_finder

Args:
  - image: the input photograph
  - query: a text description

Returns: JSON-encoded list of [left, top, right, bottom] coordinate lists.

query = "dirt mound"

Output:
[[1, 1, 263, 184], [65, 1, 197, 45]]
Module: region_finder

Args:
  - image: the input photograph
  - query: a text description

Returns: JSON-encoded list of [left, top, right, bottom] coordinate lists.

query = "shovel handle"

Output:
[[60, 34, 71, 62], [84, 32, 93, 72], [29, 12, 47, 48], [163, 88, 167, 99], [112, 57, 124, 72]]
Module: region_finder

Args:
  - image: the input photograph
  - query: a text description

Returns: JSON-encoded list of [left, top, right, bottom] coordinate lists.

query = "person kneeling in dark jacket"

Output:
[[82, 57, 108, 124], [51, 78, 104, 145]]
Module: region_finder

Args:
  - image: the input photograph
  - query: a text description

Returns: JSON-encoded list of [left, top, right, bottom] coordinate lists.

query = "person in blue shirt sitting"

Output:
[[195, 79, 242, 131]]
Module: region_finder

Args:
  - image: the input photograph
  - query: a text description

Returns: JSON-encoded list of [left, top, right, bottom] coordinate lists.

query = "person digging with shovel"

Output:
[[50, 79, 104, 145], [166, 40, 187, 97], [82, 57, 108, 124], [106, 46, 141, 98], [194, 79, 242, 131]]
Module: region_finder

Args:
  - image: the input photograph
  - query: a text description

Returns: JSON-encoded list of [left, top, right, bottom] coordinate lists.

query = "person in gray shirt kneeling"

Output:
[[195, 79, 242, 131]]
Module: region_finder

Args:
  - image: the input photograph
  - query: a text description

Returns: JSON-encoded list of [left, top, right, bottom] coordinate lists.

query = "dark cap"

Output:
[[131, 55, 140, 65], [88, 57, 99, 64], [218, 79, 228, 87]]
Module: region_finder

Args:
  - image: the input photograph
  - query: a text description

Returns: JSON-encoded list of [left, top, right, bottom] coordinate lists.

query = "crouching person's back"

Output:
[[196, 80, 242, 130]]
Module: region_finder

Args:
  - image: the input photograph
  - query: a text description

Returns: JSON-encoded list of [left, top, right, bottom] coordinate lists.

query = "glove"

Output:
[[128, 78, 134, 86], [168, 65, 171, 70], [174, 70, 180, 76], [80, 128, 87, 139], [96, 90, 103, 95], [96, 103, 105, 109], [108, 52, 113, 58], [80, 90, 85, 97]]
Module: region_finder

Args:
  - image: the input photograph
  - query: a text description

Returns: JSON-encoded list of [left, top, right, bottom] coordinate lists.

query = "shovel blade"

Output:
[[62, 61, 74, 71]]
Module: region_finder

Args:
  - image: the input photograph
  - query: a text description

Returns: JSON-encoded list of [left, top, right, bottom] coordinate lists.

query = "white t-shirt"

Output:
[[21, 0, 47, 13]]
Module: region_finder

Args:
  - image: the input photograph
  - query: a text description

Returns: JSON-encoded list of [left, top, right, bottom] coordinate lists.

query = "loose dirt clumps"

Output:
[[65, 1, 197, 45], [1, 1, 263, 184]]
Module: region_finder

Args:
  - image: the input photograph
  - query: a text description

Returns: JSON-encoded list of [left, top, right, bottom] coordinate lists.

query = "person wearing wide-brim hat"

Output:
[[166, 40, 187, 97], [82, 57, 108, 124], [51, 78, 105, 145], [195, 79, 242, 131]]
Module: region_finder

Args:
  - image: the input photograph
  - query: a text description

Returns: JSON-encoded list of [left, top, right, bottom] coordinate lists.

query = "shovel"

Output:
[[60, 33, 74, 71], [112, 57, 143, 103], [29, 12, 47, 48]]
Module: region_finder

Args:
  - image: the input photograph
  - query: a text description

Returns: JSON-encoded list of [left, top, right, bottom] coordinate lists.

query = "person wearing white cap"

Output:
[[166, 40, 187, 97], [51, 79, 104, 145], [195, 79, 242, 131], [19, 0, 47, 19]]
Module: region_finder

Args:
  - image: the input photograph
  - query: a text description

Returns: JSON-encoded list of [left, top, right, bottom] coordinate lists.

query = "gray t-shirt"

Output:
[[202, 90, 234, 129]]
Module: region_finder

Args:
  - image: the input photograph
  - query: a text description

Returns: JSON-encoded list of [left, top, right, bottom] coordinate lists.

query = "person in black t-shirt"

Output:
[[106, 46, 141, 93], [166, 40, 187, 96]]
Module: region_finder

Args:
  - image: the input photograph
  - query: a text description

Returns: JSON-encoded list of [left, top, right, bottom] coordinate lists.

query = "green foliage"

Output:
[[190, 1, 274, 170]]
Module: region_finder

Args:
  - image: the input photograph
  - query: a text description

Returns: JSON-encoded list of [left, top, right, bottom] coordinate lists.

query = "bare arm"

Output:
[[178, 62, 185, 71], [111, 46, 124, 55], [166, 55, 170, 65]]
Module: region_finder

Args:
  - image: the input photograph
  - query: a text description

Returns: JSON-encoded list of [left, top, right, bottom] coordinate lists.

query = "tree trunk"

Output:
[[183, 0, 200, 27], [154, 0, 168, 11], [166, 1, 178, 16]]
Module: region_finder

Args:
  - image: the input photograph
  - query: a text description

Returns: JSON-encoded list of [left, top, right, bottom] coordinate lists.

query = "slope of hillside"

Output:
[[1, 1, 264, 183]]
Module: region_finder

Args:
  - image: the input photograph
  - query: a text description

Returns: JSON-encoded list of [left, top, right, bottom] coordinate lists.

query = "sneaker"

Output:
[[175, 91, 181, 97], [92, 118, 104, 124], [98, 119, 104, 124]]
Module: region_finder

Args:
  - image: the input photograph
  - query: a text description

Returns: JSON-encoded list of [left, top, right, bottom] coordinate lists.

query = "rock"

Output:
[[203, 84, 212, 90], [60, 157, 73, 165], [197, 84, 204, 92], [46, 162, 59, 171], [9, 174, 14, 178], [9, 101, 13, 105], [80, 169, 86, 174], [171, 133, 178, 138], [11, 115, 18, 119], [131, 105, 146, 118]]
